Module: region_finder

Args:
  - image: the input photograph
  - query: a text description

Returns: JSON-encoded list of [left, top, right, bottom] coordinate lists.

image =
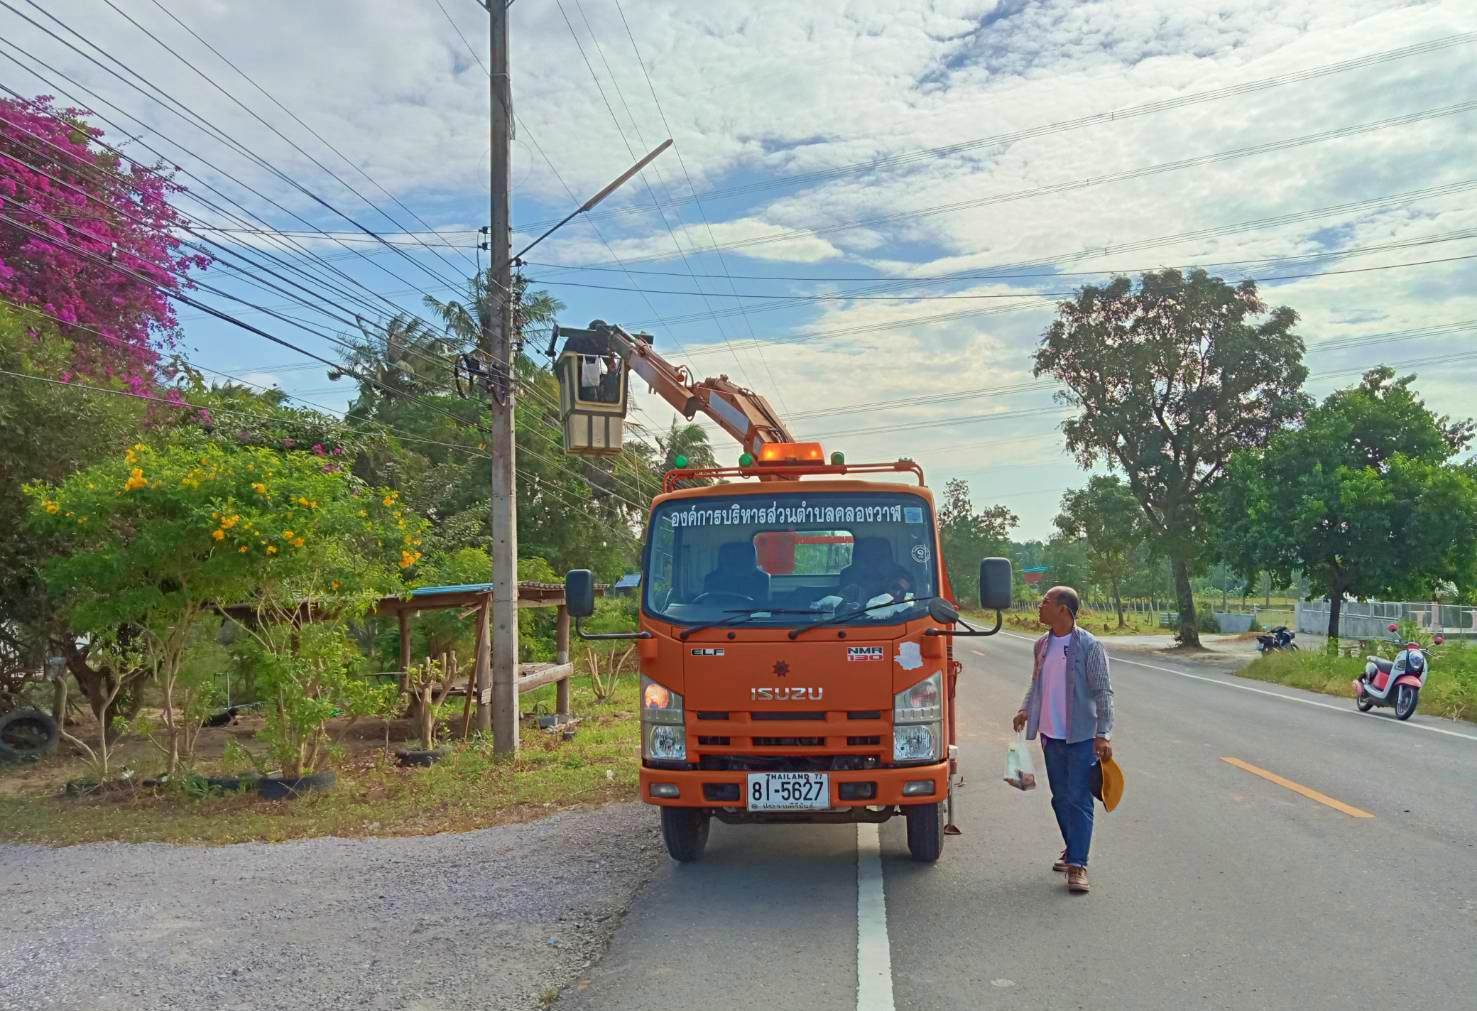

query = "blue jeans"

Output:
[[1040, 736, 1096, 867]]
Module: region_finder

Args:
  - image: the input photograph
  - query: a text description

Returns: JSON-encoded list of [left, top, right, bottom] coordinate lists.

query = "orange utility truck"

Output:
[[552, 322, 1013, 863]]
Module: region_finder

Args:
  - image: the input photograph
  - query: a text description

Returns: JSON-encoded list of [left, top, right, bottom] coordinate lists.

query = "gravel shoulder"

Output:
[[0, 803, 661, 1011]]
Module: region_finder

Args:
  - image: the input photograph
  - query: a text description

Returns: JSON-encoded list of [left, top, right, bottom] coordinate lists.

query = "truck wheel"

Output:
[[905, 802, 944, 863], [660, 807, 710, 863]]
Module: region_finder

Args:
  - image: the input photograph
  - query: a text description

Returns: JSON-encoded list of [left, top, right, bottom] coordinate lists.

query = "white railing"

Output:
[[1296, 600, 1477, 639]]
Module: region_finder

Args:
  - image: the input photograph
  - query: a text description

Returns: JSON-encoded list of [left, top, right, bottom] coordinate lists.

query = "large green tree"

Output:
[[1034, 269, 1309, 646], [938, 478, 1018, 605], [1054, 476, 1149, 627], [1217, 368, 1477, 643]]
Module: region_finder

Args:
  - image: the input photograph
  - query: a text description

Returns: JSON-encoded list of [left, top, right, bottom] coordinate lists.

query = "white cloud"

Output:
[[10, 0, 1477, 540]]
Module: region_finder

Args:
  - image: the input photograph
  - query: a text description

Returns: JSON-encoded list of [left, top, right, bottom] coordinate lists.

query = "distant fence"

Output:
[[1296, 600, 1477, 639]]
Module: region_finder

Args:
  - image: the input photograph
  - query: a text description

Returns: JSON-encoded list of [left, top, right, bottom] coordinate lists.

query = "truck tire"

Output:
[[0, 708, 59, 762], [905, 801, 944, 863], [660, 807, 710, 863]]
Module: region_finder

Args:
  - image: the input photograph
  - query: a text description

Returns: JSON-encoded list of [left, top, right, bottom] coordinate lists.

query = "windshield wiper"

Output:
[[787, 596, 935, 640], [679, 608, 833, 638]]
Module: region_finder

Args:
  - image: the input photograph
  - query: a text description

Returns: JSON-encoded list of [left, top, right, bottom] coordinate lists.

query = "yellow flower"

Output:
[[399, 550, 418, 569], [358, 509, 368, 518], [292, 537, 305, 549], [123, 468, 148, 492], [221, 514, 240, 529], [239, 545, 249, 553], [382, 493, 397, 506], [266, 545, 278, 556], [330, 579, 341, 590], [252, 482, 267, 495], [212, 528, 225, 541], [43, 500, 59, 514], [282, 529, 294, 539]]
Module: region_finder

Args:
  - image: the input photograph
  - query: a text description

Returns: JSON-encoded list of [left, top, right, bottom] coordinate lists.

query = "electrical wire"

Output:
[[561, 99, 1477, 269], [135, 0, 479, 276], [508, 31, 1477, 233], [554, 0, 757, 393]]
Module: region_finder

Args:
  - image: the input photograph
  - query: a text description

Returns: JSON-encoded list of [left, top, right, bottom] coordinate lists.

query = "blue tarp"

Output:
[[407, 582, 495, 597]]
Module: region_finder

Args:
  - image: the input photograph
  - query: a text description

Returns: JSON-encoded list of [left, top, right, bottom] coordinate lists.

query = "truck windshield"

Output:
[[643, 491, 938, 629]]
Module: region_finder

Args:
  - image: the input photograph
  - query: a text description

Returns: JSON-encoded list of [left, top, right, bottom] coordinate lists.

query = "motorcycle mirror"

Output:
[[1434, 634, 1446, 646]]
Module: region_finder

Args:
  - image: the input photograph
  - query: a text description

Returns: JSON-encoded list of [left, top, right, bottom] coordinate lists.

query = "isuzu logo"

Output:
[[751, 687, 823, 702]]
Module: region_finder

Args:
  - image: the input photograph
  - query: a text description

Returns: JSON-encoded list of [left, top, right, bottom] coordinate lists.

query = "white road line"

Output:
[[995, 632, 1477, 743], [856, 822, 895, 1011]]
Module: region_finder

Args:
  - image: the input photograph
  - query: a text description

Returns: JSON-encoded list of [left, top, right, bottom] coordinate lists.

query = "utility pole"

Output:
[[483, 0, 518, 752]]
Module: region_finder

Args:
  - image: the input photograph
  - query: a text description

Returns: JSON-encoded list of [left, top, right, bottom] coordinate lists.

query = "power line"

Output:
[[6, 0, 472, 299], [428, 0, 698, 364], [553, 0, 757, 394], [0, 45, 475, 354], [636, 177, 1477, 337], [563, 99, 1477, 270], [508, 31, 1477, 234], [141, 0, 480, 275]]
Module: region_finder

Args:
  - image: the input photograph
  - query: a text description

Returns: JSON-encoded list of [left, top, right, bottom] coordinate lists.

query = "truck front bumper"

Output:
[[639, 761, 949, 810]]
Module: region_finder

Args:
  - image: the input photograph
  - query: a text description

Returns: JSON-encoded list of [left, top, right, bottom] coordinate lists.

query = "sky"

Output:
[[5, 0, 1476, 540]]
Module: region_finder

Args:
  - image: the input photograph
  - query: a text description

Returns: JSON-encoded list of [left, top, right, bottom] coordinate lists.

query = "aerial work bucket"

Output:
[[553, 322, 628, 456]]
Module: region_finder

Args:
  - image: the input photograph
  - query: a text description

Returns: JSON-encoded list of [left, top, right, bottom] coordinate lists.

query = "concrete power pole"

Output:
[[483, 0, 518, 752]]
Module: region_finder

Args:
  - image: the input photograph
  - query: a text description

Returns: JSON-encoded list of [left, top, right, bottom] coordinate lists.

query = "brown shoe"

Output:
[[1053, 849, 1068, 872], [1067, 866, 1089, 893]]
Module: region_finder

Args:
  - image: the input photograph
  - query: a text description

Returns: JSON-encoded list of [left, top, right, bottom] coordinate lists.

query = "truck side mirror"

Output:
[[927, 598, 960, 624], [564, 569, 596, 619], [979, 558, 1013, 612]]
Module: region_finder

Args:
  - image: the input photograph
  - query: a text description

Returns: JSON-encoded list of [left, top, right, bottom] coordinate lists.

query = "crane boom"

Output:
[[592, 323, 794, 456]]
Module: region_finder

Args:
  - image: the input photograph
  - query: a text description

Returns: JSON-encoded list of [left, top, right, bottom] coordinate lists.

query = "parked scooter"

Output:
[[1354, 624, 1442, 721], [1256, 625, 1298, 653]]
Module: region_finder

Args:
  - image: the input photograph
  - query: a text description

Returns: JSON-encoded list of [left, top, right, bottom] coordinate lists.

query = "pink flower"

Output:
[[311, 443, 326, 456]]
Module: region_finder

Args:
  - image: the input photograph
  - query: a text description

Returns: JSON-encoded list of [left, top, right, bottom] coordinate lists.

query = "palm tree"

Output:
[[423, 272, 563, 351], [657, 418, 718, 472], [330, 312, 454, 403]]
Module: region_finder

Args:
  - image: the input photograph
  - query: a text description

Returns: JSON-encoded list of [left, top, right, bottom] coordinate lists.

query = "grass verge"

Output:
[[1239, 647, 1477, 723], [0, 676, 641, 847]]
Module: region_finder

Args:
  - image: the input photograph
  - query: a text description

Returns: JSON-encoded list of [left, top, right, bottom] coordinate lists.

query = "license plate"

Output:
[[746, 772, 830, 811]]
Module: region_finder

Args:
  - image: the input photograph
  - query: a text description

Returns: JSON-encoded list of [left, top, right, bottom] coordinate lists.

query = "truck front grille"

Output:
[[688, 709, 887, 770]]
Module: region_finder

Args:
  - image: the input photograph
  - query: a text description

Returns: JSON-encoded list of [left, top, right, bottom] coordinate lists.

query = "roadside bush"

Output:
[[1240, 645, 1477, 722], [243, 623, 399, 778]]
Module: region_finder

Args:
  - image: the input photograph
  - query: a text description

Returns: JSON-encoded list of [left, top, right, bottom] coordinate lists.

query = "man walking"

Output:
[[1012, 586, 1115, 894]]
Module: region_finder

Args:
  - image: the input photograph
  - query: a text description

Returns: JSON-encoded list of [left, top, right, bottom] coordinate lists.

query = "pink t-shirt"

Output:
[[1039, 634, 1070, 740]]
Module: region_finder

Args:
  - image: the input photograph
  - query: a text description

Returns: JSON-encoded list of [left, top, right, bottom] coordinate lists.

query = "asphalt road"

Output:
[[559, 632, 1477, 1011]]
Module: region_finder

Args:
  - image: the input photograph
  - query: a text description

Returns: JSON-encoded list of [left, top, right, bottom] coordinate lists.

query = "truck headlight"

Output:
[[893, 671, 942, 763], [643, 722, 686, 761], [641, 675, 683, 725], [893, 723, 938, 763], [894, 671, 942, 723]]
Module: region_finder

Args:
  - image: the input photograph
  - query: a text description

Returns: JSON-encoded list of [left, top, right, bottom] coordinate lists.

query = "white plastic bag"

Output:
[[1003, 730, 1036, 791]]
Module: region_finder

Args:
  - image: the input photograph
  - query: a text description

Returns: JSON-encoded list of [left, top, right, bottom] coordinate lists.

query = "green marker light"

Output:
[[673, 454, 689, 469], [739, 452, 755, 467], [830, 451, 845, 465]]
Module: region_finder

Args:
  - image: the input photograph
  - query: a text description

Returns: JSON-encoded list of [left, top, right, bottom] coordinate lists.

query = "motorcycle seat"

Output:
[[1370, 658, 1394, 675]]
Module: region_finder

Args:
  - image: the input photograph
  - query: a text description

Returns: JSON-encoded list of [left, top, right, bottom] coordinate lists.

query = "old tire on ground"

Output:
[[1394, 685, 1419, 721], [660, 807, 710, 863], [906, 801, 944, 863], [257, 770, 337, 800], [0, 708, 59, 762]]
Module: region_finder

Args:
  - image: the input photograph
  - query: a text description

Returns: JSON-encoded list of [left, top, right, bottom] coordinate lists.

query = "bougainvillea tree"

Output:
[[0, 95, 208, 391]]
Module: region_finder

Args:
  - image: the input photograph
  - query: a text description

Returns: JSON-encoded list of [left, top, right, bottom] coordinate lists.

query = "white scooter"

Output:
[[1354, 625, 1441, 721]]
